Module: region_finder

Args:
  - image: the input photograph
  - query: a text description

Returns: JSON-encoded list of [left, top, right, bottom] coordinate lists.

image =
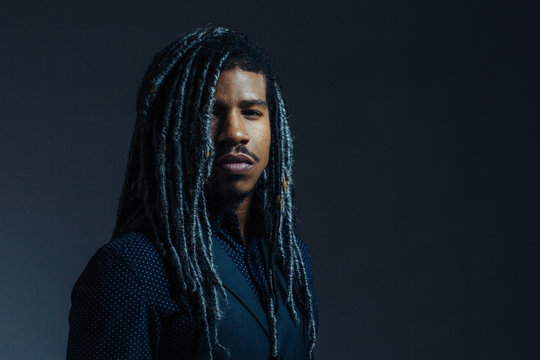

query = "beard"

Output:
[[206, 174, 257, 210], [220, 184, 255, 209]]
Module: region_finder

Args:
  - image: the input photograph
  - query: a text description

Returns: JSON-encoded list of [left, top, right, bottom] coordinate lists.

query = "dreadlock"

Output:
[[112, 25, 317, 359]]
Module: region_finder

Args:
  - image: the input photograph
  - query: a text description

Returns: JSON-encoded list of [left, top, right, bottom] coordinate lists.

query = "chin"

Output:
[[207, 172, 261, 208], [217, 186, 254, 208]]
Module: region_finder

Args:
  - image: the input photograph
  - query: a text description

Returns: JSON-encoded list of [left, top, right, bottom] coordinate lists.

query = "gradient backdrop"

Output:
[[1, 1, 539, 359]]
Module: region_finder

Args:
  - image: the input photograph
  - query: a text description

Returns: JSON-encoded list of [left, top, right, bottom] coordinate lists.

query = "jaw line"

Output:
[[206, 173, 261, 210]]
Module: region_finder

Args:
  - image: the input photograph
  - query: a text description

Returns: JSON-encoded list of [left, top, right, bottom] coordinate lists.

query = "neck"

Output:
[[232, 195, 253, 245], [208, 189, 255, 245]]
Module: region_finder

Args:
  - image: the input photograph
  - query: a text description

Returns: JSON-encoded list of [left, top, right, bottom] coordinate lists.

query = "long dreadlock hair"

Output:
[[112, 26, 316, 359]]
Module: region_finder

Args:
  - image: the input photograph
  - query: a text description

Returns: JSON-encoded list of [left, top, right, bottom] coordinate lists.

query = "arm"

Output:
[[67, 246, 155, 359]]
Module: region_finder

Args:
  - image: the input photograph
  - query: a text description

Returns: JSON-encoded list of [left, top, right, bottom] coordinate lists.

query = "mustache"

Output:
[[214, 145, 260, 163]]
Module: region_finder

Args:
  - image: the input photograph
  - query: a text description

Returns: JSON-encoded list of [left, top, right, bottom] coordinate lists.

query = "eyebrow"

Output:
[[214, 99, 267, 108], [239, 99, 267, 107]]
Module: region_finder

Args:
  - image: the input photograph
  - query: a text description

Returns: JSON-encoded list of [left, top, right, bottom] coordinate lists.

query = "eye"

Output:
[[243, 109, 262, 119]]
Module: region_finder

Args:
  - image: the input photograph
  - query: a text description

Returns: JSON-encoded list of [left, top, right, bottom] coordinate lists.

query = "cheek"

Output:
[[210, 120, 218, 141], [260, 124, 271, 165], [248, 121, 271, 163]]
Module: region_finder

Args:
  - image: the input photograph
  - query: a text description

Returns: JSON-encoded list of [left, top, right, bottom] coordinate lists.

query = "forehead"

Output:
[[214, 68, 267, 102]]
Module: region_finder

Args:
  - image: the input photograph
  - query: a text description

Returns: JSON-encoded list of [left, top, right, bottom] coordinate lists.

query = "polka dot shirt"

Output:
[[66, 211, 314, 359]]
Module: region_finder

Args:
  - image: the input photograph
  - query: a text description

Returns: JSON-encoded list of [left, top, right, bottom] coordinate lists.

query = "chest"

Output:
[[159, 239, 310, 360]]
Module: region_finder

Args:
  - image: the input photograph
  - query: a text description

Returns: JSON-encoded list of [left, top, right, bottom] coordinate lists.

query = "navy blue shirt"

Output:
[[213, 208, 271, 308], [67, 211, 316, 359]]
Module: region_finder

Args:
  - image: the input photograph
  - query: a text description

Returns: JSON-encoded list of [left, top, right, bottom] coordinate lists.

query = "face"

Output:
[[210, 68, 271, 205]]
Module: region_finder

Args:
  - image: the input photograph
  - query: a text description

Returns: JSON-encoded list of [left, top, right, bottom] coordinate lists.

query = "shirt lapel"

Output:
[[211, 238, 271, 340]]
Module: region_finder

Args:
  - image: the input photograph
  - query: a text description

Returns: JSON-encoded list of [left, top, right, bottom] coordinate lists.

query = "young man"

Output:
[[67, 26, 318, 360]]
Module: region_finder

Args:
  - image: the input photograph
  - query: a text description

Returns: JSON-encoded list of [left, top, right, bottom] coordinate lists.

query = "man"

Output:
[[67, 26, 318, 360]]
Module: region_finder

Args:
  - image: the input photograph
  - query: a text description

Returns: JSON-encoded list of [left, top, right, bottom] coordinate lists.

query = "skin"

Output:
[[211, 68, 271, 243]]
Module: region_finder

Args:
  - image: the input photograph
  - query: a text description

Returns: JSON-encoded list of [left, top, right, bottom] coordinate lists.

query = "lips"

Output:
[[215, 153, 254, 174]]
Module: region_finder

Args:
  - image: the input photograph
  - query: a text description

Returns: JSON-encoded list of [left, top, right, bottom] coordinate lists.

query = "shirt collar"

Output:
[[211, 198, 266, 247]]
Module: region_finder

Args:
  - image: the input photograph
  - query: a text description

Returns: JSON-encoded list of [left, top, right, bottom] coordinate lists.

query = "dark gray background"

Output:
[[1, 1, 539, 359]]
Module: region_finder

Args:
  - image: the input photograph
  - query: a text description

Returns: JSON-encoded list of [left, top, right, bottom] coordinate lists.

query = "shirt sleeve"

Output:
[[67, 246, 156, 359]]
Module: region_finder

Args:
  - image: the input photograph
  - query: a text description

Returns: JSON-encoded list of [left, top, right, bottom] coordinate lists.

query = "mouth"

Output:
[[215, 153, 255, 175]]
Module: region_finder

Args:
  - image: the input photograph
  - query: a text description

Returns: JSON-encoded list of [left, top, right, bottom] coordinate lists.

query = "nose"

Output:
[[216, 109, 250, 146]]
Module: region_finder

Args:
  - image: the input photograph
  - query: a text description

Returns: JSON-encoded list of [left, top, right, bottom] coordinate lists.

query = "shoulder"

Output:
[[72, 231, 174, 309], [295, 236, 314, 275], [104, 231, 165, 281], [295, 235, 319, 331], [295, 236, 310, 257], [67, 232, 177, 358]]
